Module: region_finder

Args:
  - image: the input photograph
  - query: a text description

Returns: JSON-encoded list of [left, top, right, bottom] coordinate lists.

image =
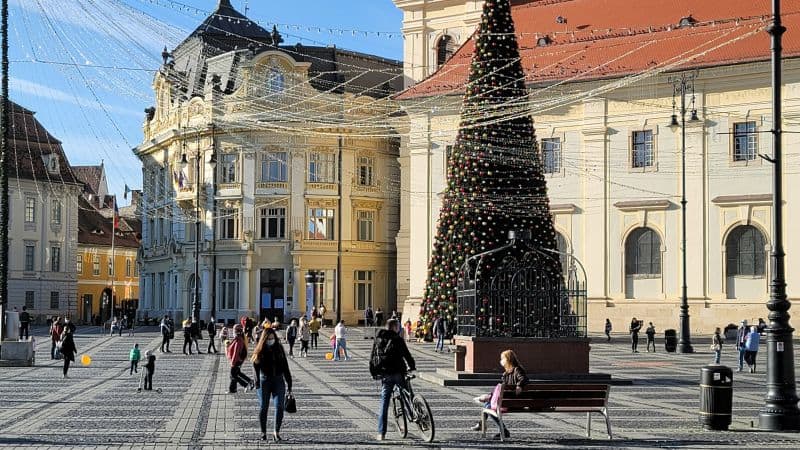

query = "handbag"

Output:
[[285, 392, 297, 414], [489, 383, 504, 411]]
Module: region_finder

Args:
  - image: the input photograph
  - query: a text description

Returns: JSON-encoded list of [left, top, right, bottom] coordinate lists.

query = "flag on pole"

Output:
[[123, 184, 131, 200], [113, 198, 120, 230]]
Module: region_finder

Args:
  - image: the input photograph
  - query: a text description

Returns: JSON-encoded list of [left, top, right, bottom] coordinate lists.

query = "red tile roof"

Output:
[[396, 0, 800, 100]]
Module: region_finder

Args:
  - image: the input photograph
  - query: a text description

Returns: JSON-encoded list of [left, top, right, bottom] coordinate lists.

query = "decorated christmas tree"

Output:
[[420, 0, 562, 336]]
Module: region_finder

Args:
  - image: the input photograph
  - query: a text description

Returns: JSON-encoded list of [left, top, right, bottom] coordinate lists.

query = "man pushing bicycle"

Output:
[[370, 318, 416, 441]]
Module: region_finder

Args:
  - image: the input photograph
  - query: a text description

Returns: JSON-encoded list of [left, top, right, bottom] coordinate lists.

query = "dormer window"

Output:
[[266, 67, 285, 94], [537, 36, 552, 47], [678, 15, 697, 28], [43, 154, 59, 174]]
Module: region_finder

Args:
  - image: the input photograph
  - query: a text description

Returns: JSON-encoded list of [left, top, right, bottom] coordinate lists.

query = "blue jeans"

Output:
[[334, 338, 349, 360], [738, 346, 746, 369], [378, 373, 405, 435], [257, 375, 286, 433], [714, 349, 721, 364], [435, 335, 445, 352]]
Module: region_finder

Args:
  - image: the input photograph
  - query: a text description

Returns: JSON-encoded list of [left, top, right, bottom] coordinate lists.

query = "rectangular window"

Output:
[[354, 270, 374, 310], [308, 208, 335, 240], [50, 246, 60, 272], [25, 291, 34, 309], [357, 156, 374, 186], [126, 259, 132, 277], [260, 207, 286, 239], [93, 255, 100, 276], [308, 152, 336, 183], [219, 208, 239, 240], [733, 121, 757, 161], [220, 269, 240, 310], [632, 130, 654, 168], [261, 152, 287, 182], [24, 244, 35, 271], [221, 153, 238, 183], [25, 197, 35, 223], [50, 291, 59, 310], [357, 210, 375, 242], [541, 138, 562, 174], [76, 254, 83, 274], [51, 200, 62, 225]]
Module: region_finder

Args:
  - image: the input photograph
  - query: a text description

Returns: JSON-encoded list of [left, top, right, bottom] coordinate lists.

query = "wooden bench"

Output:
[[480, 383, 612, 440]]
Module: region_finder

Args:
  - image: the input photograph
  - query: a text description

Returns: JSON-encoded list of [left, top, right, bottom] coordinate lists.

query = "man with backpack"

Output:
[[369, 319, 416, 442]]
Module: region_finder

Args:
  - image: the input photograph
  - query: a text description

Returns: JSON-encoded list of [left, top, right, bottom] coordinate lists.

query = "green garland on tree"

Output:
[[420, 0, 562, 335]]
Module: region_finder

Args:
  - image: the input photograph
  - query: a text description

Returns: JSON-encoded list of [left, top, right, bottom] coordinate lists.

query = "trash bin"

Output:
[[664, 329, 677, 352], [699, 365, 733, 430]]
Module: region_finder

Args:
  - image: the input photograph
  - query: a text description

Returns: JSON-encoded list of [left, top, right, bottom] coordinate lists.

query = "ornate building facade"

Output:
[[393, 0, 800, 332], [135, 1, 402, 325]]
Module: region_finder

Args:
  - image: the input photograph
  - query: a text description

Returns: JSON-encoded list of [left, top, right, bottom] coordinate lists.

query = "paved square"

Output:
[[2, 326, 800, 449]]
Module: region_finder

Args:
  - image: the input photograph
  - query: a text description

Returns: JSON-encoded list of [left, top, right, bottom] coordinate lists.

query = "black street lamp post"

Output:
[[669, 71, 698, 354], [759, 0, 800, 431], [181, 133, 216, 323]]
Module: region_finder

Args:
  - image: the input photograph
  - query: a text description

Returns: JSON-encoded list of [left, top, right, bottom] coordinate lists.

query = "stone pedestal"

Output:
[[0, 340, 35, 367], [453, 335, 590, 374]]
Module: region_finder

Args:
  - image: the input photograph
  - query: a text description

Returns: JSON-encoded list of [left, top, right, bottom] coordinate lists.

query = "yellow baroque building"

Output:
[[134, 1, 402, 325], [393, 0, 800, 333]]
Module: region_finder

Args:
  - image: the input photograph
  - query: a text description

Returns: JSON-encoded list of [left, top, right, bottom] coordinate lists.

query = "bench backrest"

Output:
[[495, 384, 610, 413]]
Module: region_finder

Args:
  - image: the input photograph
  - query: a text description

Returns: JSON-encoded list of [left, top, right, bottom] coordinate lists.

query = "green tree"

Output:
[[420, 0, 561, 335]]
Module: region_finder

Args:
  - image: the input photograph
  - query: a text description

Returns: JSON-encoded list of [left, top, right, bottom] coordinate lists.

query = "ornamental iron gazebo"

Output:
[[456, 230, 587, 338]]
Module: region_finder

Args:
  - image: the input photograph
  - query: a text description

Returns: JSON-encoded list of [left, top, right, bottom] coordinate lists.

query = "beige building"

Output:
[[393, 0, 800, 332], [5, 101, 81, 323], [134, 1, 402, 325]]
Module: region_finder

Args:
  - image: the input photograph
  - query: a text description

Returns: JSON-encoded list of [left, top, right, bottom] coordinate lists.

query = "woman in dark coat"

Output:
[[251, 327, 293, 442], [60, 328, 77, 378]]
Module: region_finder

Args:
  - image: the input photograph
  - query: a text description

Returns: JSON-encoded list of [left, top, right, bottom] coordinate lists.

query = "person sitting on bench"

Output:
[[470, 349, 528, 439]]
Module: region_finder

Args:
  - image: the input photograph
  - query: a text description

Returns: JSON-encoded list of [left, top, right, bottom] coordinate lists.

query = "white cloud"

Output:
[[11, 78, 143, 119]]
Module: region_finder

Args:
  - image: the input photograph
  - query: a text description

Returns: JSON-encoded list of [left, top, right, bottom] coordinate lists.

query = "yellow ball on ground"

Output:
[[80, 354, 92, 366], [325, 352, 334, 360]]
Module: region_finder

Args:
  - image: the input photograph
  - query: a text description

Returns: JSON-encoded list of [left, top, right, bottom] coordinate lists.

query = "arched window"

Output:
[[726, 225, 766, 277], [436, 35, 455, 68], [625, 227, 661, 276], [266, 68, 285, 94]]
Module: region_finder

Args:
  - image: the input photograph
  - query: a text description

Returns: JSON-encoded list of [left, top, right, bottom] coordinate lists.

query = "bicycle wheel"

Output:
[[412, 394, 435, 442], [392, 395, 408, 438]]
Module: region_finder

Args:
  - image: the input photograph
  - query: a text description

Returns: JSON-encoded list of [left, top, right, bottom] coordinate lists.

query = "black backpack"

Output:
[[370, 333, 396, 376]]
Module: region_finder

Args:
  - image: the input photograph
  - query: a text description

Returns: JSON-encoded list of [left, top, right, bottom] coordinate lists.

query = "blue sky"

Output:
[[9, 0, 403, 203]]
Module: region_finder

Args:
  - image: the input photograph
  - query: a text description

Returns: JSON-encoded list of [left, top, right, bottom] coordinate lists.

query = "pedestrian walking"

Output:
[[50, 317, 63, 359], [469, 349, 527, 440], [736, 320, 749, 372], [375, 307, 384, 327], [319, 304, 327, 327], [129, 343, 141, 375], [604, 318, 612, 341], [110, 316, 123, 336], [333, 320, 351, 361], [143, 350, 156, 391], [286, 319, 298, 357], [365, 305, 374, 327], [59, 327, 77, 379], [252, 327, 293, 442], [629, 317, 642, 353], [309, 316, 321, 349], [645, 322, 656, 352], [127, 315, 135, 336], [298, 317, 310, 357], [433, 315, 447, 352], [711, 327, 723, 364], [226, 325, 254, 393], [404, 319, 413, 343], [160, 315, 173, 353], [207, 317, 218, 354], [182, 318, 194, 355], [19, 306, 31, 340], [744, 325, 760, 373], [370, 319, 416, 442], [190, 318, 203, 354]]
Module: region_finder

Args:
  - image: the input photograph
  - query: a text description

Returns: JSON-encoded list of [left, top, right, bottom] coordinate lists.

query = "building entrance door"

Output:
[[83, 294, 93, 324], [260, 269, 285, 324]]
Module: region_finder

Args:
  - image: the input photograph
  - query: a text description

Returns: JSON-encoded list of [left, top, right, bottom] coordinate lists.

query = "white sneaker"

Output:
[[376, 434, 385, 441]]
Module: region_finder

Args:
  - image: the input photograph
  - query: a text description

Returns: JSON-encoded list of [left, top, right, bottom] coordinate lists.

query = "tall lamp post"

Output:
[[669, 71, 698, 354], [181, 133, 216, 322], [759, 0, 800, 430]]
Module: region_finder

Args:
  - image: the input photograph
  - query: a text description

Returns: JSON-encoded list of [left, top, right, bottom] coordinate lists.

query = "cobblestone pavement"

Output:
[[2, 326, 800, 449]]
